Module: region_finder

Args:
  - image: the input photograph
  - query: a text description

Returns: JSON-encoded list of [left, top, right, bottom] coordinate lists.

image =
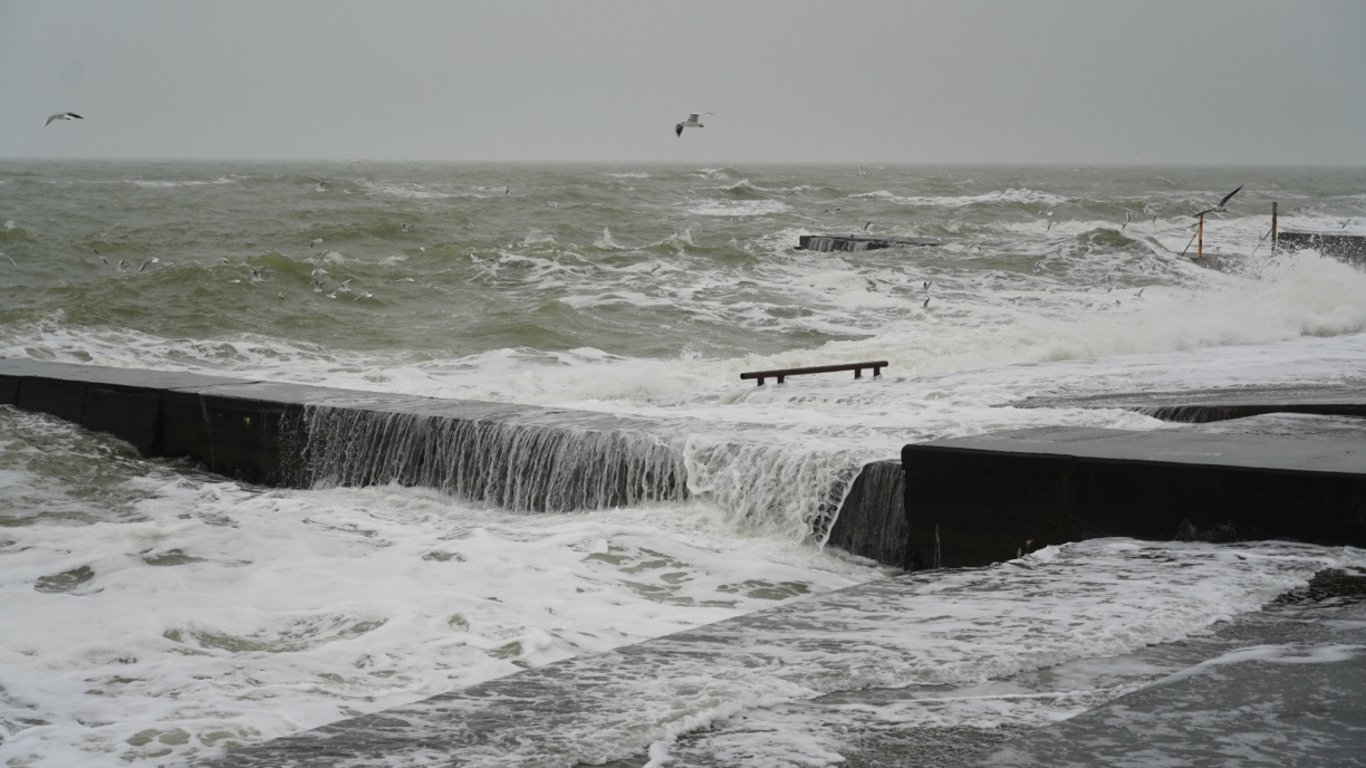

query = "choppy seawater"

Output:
[[1, 160, 1364, 766]]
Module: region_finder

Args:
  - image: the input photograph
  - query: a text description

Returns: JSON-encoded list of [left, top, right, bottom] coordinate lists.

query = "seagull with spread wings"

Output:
[[674, 112, 711, 138], [1194, 185, 1243, 217], [45, 112, 83, 126]]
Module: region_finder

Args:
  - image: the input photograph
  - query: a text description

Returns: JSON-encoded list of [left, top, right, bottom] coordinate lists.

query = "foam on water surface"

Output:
[[0, 409, 882, 766]]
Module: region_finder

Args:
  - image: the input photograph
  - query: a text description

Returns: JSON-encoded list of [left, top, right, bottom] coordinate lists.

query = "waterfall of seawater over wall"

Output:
[[292, 405, 689, 513], [824, 460, 909, 566]]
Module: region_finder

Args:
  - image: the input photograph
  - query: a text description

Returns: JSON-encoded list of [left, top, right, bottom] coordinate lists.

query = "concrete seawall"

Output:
[[4, 360, 1364, 571], [8, 358, 1366, 765], [0, 359, 891, 553], [903, 425, 1366, 569], [0, 359, 688, 513], [1277, 230, 1366, 264]]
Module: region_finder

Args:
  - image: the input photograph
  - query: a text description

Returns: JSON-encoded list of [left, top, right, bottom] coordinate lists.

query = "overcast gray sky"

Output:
[[3, 0, 1364, 165]]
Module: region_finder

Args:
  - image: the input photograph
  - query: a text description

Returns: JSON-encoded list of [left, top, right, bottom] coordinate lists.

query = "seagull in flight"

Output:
[[675, 112, 711, 138], [1194, 184, 1242, 217], [45, 112, 83, 126]]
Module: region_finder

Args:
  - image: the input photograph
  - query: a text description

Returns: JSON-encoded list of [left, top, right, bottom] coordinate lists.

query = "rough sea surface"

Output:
[[2, 161, 1364, 766]]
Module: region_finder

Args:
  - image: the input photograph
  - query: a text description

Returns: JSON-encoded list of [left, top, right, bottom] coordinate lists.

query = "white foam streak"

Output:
[[849, 188, 1069, 208], [686, 199, 788, 217], [356, 180, 452, 199]]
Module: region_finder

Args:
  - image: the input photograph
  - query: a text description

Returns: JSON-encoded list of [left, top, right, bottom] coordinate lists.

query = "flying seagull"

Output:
[[45, 112, 83, 126], [674, 112, 710, 138], [1195, 184, 1242, 217]]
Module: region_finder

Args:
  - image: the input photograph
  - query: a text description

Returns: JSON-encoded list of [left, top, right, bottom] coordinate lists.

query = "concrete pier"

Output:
[[1025, 384, 1366, 422], [4, 360, 1366, 570], [903, 426, 1366, 569], [1277, 230, 1366, 265], [0, 359, 688, 512]]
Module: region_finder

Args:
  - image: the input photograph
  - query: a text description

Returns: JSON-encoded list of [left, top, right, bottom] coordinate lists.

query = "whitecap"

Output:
[[686, 200, 788, 217]]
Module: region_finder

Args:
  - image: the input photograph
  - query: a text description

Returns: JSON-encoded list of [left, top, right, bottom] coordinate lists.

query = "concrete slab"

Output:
[[1277, 230, 1366, 264], [0, 357, 246, 391], [1022, 384, 1366, 423], [958, 599, 1366, 768], [0, 360, 692, 512], [927, 426, 1365, 476], [903, 427, 1366, 569]]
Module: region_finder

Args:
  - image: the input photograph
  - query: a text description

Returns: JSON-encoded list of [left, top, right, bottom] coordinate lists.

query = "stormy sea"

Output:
[[2, 160, 1364, 766]]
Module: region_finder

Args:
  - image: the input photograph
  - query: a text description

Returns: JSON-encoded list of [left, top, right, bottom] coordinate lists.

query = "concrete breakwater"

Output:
[[1, 359, 906, 560], [0, 359, 687, 515], [903, 425, 1366, 569], [9, 359, 1364, 768], [4, 359, 1365, 570], [1277, 230, 1366, 265]]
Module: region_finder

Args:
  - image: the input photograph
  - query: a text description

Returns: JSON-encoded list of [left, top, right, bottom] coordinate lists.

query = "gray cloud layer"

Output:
[[3, 0, 1363, 165]]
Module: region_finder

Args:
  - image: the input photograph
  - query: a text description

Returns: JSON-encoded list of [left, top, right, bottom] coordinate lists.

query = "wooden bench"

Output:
[[740, 361, 888, 386]]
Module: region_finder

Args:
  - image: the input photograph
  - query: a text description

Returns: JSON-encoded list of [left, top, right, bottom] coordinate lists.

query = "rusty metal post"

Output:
[[1197, 213, 1205, 260]]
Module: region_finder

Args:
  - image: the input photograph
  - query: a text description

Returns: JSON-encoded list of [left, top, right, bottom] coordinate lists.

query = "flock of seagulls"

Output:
[[87, 235, 380, 302], [90, 248, 158, 273]]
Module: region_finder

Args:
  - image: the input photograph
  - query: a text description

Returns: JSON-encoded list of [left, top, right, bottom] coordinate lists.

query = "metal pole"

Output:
[[1197, 213, 1205, 260], [1271, 202, 1279, 252]]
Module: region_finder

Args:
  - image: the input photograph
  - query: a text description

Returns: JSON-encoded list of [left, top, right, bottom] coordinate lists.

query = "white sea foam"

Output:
[[593, 226, 626, 250], [849, 188, 1069, 208], [125, 176, 237, 188], [357, 180, 453, 199], [0, 418, 881, 766], [686, 199, 789, 217]]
